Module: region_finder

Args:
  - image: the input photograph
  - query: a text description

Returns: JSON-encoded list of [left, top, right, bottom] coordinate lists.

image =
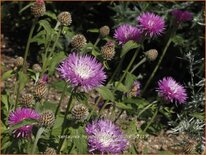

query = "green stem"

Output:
[[130, 57, 147, 74], [114, 109, 123, 123], [41, 27, 62, 76], [142, 105, 159, 133], [119, 49, 139, 84], [137, 103, 154, 118], [57, 87, 77, 153], [107, 56, 125, 85], [142, 38, 172, 95], [31, 127, 45, 154], [55, 83, 67, 117], [94, 36, 101, 47], [23, 18, 37, 73]]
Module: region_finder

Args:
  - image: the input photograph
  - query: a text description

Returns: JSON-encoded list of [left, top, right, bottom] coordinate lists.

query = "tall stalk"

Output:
[[55, 83, 67, 117], [142, 38, 172, 95], [41, 26, 63, 76], [31, 127, 45, 154], [57, 87, 77, 153], [22, 18, 38, 73]]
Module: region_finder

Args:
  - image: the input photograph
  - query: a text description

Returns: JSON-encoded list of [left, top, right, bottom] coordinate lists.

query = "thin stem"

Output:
[[55, 83, 67, 117], [119, 49, 139, 84], [41, 26, 63, 75], [130, 57, 147, 74], [94, 36, 101, 47], [31, 127, 45, 154], [137, 103, 154, 118], [23, 18, 37, 73], [114, 109, 123, 123], [57, 87, 77, 153], [107, 56, 125, 85], [142, 38, 172, 95], [142, 105, 159, 134]]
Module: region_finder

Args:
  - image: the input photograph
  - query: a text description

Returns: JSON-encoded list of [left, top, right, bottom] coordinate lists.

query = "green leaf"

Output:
[[42, 101, 57, 111], [2, 70, 14, 81], [158, 151, 174, 154], [1, 141, 12, 150], [6, 118, 38, 133], [171, 35, 185, 46], [38, 19, 53, 35], [114, 82, 128, 93], [44, 11, 57, 20], [120, 40, 139, 58], [96, 86, 115, 101], [189, 112, 204, 120], [73, 127, 88, 153], [1, 94, 9, 112], [123, 98, 150, 108], [87, 28, 99, 33], [30, 30, 47, 43], [116, 102, 133, 110], [125, 72, 137, 89], [19, 3, 33, 14], [48, 51, 66, 75], [18, 71, 28, 92]]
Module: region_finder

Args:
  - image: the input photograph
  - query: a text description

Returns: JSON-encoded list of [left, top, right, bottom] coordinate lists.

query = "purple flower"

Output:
[[171, 9, 193, 22], [157, 77, 187, 104], [58, 53, 107, 92], [8, 108, 39, 138], [137, 12, 165, 37], [85, 119, 128, 153], [114, 24, 142, 45]]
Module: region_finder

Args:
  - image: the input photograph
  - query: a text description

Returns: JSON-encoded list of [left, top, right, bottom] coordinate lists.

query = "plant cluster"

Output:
[[1, 1, 205, 154]]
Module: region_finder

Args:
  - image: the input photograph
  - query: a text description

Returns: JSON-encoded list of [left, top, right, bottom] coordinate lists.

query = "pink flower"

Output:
[[137, 12, 165, 38], [171, 9, 193, 22], [85, 119, 128, 153], [58, 53, 107, 91], [36, 0, 44, 4], [8, 108, 39, 138], [114, 24, 142, 45], [157, 77, 187, 104]]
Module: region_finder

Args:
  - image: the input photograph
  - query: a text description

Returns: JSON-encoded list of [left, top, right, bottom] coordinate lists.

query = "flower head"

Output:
[[85, 119, 128, 153], [31, 0, 46, 18], [8, 108, 39, 138], [114, 24, 142, 45], [57, 11, 72, 26], [137, 12, 165, 37], [58, 53, 106, 91], [171, 9, 193, 22], [128, 80, 141, 97], [101, 41, 115, 60], [157, 77, 187, 104]]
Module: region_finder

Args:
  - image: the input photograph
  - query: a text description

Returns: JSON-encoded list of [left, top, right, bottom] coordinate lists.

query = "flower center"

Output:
[[168, 82, 178, 94], [148, 20, 154, 27], [96, 132, 113, 147], [75, 63, 93, 79]]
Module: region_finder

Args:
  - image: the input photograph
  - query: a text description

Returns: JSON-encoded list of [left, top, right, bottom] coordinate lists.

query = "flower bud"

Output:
[[31, 0, 46, 18], [101, 41, 115, 60], [128, 80, 141, 97], [39, 110, 55, 128], [32, 64, 42, 73], [15, 57, 24, 67], [71, 34, 87, 49], [57, 11, 72, 26], [44, 147, 57, 154], [71, 104, 89, 121], [33, 82, 47, 99], [99, 25, 110, 37], [20, 94, 34, 107], [144, 49, 158, 61]]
